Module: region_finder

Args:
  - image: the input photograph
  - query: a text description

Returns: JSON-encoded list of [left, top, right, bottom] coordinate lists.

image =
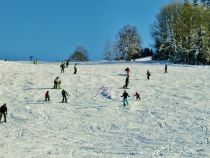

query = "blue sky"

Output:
[[0, 0, 182, 61]]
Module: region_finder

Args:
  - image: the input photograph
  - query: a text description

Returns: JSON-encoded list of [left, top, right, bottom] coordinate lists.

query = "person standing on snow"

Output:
[[134, 92, 141, 100], [74, 63, 77, 74], [45, 91, 50, 101], [60, 62, 65, 73], [62, 89, 68, 103], [146, 70, 151, 80], [121, 90, 130, 106], [0, 103, 7, 123], [123, 75, 129, 89], [66, 61, 69, 68], [164, 64, 168, 73]]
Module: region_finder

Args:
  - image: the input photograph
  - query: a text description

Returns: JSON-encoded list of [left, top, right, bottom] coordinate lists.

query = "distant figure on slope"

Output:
[[60, 62, 65, 73], [146, 70, 151, 80], [164, 64, 168, 73], [123, 75, 129, 89], [33, 58, 38, 64], [134, 92, 141, 100], [45, 91, 50, 101], [125, 67, 130, 77], [121, 90, 130, 106], [66, 60, 69, 68], [74, 63, 77, 74], [0, 103, 7, 123], [54, 77, 60, 89], [62, 89, 68, 103]]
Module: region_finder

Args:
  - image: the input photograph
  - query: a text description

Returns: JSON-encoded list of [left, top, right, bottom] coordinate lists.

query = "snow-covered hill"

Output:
[[0, 61, 210, 157]]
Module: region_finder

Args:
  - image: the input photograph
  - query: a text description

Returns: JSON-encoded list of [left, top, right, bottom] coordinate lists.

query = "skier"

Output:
[[164, 64, 168, 73], [134, 92, 141, 100], [61, 89, 68, 103], [146, 70, 151, 80], [66, 61, 69, 67], [0, 103, 7, 123], [60, 62, 65, 73], [121, 90, 130, 106], [125, 67, 130, 76], [74, 63, 77, 74], [45, 91, 50, 101], [123, 75, 129, 89], [54, 77, 60, 89]]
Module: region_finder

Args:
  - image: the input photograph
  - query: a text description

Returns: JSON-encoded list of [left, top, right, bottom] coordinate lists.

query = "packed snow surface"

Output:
[[0, 61, 210, 158]]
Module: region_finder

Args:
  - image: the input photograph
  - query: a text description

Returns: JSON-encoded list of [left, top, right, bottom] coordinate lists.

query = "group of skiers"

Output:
[[45, 62, 78, 104], [60, 61, 77, 74], [0, 62, 168, 123], [121, 64, 168, 106]]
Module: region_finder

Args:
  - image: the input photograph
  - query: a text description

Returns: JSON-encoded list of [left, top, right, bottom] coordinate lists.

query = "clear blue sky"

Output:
[[0, 0, 182, 61]]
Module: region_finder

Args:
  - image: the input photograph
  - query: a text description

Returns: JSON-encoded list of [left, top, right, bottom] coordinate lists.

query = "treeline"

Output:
[[68, 0, 210, 64], [152, 0, 210, 65], [68, 25, 151, 62], [104, 25, 153, 61]]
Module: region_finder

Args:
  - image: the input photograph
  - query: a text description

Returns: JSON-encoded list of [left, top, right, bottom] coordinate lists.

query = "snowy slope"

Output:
[[0, 61, 210, 158]]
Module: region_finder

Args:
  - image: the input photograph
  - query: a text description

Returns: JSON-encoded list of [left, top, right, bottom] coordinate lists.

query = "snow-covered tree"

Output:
[[115, 25, 142, 61]]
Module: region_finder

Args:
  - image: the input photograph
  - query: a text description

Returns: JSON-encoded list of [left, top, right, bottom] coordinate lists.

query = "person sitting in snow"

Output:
[[121, 90, 130, 106], [0, 103, 7, 123], [134, 92, 141, 100], [54, 77, 60, 89], [45, 91, 50, 101]]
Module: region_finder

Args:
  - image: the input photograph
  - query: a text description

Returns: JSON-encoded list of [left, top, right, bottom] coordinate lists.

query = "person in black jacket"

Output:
[[164, 64, 168, 73], [62, 89, 68, 103], [74, 63, 77, 74], [123, 75, 129, 89], [121, 90, 130, 106], [60, 62, 65, 73], [146, 70, 151, 80], [66, 61, 69, 68], [134, 92, 141, 100], [0, 104, 7, 123]]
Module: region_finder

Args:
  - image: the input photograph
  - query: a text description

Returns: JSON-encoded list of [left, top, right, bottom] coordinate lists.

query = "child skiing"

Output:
[[74, 63, 77, 74], [121, 90, 130, 106], [146, 70, 151, 80], [134, 92, 141, 100], [0, 103, 7, 123], [62, 89, 68, 103], [45, 91, 50, 101]]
